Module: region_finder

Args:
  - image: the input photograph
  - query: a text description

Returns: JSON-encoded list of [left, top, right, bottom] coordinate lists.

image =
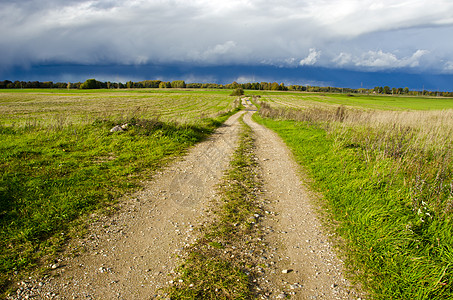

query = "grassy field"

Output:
[[254, 94, 453, 299], [0, 89, 239, 294], [252, 91, 453, 111], [3, 88, 453, 298], [0, 89, 234, 126]]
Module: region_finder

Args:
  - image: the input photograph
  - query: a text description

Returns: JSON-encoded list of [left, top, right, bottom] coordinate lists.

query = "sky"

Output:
[[1, 0, 453, 90]]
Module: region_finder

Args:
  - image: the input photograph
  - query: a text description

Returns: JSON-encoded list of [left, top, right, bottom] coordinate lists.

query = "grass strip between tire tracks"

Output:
[[165, 115, 263, 299]]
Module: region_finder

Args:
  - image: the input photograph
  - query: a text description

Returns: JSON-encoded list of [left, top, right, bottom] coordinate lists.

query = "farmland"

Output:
[[0, 89, 239, 293], [2, 88, 453, 299], [0, 89, 235, 126], [254, 92, 453, 299], [250, 90, 453, 111]]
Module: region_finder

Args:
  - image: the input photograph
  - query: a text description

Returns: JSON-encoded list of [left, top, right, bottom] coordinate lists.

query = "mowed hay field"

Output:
[[0, 89, 239, 293], [254, 92, 453, 299], [0, 89, 236, 126]]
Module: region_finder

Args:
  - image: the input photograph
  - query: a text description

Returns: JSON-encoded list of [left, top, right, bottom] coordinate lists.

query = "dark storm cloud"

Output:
[[1, 0, 453, 73]]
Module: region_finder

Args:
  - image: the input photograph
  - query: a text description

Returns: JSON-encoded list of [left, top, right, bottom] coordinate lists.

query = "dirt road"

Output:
[[11, 105, 360, 299], [242, 102, 360, 299]]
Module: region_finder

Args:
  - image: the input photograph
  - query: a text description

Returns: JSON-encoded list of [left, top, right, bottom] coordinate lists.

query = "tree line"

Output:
[[1, 79, 452, 97]]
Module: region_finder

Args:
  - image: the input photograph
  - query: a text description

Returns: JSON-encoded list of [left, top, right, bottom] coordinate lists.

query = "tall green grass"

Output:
[[255, 103, 453, 299]]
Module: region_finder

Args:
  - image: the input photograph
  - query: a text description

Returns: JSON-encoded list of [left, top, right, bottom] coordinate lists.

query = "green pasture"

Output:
[[253, 91, 453, 111]]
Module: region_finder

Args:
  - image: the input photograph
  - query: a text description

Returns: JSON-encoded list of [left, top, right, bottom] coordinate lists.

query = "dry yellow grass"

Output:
[[259, 100, 453, 216], [335, 108, 453, 157]]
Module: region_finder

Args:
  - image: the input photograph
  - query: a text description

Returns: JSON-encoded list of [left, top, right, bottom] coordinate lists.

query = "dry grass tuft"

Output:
[[259, 101, 453, 219]]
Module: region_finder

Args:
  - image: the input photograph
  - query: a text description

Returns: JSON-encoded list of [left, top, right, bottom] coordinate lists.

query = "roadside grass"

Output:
[[254, 103, 453, 299], [0, 90, 240, 295], [165, 116, 262, 299]]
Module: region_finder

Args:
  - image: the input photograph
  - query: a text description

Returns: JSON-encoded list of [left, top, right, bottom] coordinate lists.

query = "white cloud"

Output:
[[236, 76, 257, 84], [300, 49, 321, 66], [305, 0, 453, 37], [333, 49, 429, 70], [284, 57, 298, 66], [358, 51, 401, 67], [200, 41, 238, 60], [444, 61, 453, 73], [332, 53, 353, 66]]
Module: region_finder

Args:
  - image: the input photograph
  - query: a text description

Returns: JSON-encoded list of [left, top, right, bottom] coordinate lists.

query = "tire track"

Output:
[[242, 105, 361, 299], [10, 111, 245, 300], [11, 103, 363, 300]]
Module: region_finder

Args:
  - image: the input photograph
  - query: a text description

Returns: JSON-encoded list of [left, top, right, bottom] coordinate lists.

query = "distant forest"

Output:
[[1, 79, 452, 97]]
